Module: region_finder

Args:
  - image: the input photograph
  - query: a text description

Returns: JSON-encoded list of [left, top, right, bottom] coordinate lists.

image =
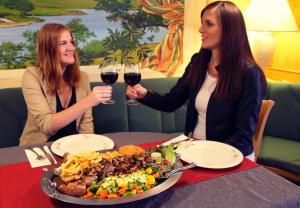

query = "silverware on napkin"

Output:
[[158, 134, 189, 147], [40, 146, 56, 165], [26, 146, 56, 166], [159, 134, 194, 149], [29, 147, 46, 160]]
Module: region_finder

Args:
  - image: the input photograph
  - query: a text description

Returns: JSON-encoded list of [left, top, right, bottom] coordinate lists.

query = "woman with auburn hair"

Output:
[[20, 23, 112, 145], [127, 1, 267, 160]]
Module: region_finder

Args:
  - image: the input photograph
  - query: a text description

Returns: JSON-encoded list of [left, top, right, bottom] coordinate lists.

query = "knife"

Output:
[[41, 146, 56, 165]]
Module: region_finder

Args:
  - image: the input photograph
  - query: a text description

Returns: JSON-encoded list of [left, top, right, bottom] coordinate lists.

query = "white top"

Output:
[[193, 73, 217, 140]]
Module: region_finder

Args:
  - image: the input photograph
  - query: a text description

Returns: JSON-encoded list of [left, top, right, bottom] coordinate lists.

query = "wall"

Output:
[[1, 0, 299, 89], [268, 0, 300, 81], [179, 0, 204, 76], [206, 0, 300, 82]]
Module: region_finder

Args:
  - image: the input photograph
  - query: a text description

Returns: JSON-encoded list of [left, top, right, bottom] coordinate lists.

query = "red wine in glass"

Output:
[[100, 60, 118, 104], [124, 73, 141, 86], [101, 72, 118, 85], [124, 64, 141, 105]]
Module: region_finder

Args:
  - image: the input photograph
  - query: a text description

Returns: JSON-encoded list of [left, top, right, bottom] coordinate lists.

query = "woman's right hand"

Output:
[[126, 84, 147, 99], [86, 86, 113, 106]]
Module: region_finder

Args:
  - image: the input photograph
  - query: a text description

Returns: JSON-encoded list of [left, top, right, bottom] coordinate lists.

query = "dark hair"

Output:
[[36, 23, 81, 93], [188, 1, 266, 101]]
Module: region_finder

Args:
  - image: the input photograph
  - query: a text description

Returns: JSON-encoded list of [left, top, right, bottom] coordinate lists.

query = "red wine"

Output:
[[101, 72, 118, 84], [124, 73, 141, 86]]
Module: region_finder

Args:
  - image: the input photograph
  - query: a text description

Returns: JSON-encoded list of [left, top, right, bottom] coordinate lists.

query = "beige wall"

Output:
[[0, 69, 25, 89], [179, 0, 204, 76], [192, 0, 300, 82]]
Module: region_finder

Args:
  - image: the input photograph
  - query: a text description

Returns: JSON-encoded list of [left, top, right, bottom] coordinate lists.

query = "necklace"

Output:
[[207, 58, 218, 77]]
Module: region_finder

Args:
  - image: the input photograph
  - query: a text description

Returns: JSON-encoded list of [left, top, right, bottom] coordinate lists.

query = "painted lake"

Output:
[[0, 9, 167, 44]]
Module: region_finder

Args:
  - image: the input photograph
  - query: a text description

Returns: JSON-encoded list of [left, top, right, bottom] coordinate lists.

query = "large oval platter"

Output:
[[41, 158, 183, 205]]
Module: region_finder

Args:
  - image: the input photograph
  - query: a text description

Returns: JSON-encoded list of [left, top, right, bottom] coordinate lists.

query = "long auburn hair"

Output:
[[188, 1, 266, 101], [36, 23, 81, 93]]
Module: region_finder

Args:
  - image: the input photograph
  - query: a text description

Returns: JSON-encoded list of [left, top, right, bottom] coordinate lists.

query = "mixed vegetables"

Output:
[[80, 144, 177, 199]]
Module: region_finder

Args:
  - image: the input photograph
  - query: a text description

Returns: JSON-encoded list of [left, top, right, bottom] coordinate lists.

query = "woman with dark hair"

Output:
[[126, 1, 267, 160], [20, 23, 112, 145]]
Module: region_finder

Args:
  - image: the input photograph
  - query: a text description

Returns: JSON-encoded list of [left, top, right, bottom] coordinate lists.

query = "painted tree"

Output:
[[80, 40, 109, 65], [66, 18, 99, 65], [103, 28, 139, 64], [94, 0, 166, 63], [2, 0, 34, 16], [0, 42, 25, 69], [66, 18, 96, 46], [20, 30, 38, 65]]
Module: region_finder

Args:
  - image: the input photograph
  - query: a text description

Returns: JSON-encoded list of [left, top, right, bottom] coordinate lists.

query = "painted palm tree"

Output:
[[122, 24, 142, 42], [103, 29, 137, 64], [137, 45, 152, 62]]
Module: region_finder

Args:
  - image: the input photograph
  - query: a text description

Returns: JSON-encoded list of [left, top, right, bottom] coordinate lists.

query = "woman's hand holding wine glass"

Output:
[[90, 86, 113, 105], [124, 63, 141, 105], [126, 84, 147, 99], [100, 59, 118, 104], [79, 86, 112, 109]]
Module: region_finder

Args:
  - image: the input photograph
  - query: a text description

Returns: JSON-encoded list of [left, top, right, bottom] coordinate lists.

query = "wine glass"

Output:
[[124, 63, 141, 105], [100, 58, 118, 104]]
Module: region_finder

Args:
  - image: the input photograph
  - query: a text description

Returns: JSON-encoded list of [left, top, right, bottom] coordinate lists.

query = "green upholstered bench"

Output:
[[257, 81, 300, 182], [0, 88, 28, 148], [258, 136, 300, 174], [91, 78, 186, 134], [0, 78, 186, 148]]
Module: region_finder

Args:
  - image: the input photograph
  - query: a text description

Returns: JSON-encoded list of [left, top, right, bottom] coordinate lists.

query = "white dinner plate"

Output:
[[51, 134, 114, 157], [179, 140, 243, 169]]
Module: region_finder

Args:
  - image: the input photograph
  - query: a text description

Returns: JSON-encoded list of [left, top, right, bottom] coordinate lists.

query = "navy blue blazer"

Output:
[[139, 54, 265, 156]]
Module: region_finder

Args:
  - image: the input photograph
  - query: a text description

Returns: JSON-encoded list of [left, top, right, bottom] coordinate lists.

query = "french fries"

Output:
[[99, 151, 121, 160], [61, 152, 102, 179], [59, 146, 145, 183]]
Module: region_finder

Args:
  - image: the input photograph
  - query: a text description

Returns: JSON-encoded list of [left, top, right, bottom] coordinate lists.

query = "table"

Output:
[[1, 132, 300, 208]]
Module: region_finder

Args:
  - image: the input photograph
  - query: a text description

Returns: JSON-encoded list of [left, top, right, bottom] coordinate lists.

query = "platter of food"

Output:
[[41, 144, 184, 205]]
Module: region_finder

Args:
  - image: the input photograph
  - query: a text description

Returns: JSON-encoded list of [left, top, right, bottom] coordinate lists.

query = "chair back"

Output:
[[253, 100, 275, 161]]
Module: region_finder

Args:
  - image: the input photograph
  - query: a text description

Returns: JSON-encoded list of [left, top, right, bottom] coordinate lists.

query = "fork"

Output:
[[29, 147, 45, 160], [163, 162, 196, 178], [173, 138, 194, 148]]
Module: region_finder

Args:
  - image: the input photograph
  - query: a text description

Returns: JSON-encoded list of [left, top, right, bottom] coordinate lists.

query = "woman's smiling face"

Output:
[[59, 30, 75, 70], [199, 8, 222, 53]]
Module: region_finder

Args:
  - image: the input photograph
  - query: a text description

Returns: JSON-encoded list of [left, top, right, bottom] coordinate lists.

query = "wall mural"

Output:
[[0, 0, 184, 76]]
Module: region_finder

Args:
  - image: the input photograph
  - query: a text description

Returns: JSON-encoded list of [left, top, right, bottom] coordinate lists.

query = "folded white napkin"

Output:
[[160, 134, 188, 147], [25, 146, 57, 168], [158, 134, 201, 156]]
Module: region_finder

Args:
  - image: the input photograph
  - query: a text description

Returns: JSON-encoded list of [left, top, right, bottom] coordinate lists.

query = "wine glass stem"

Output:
[[127, 86, 138, 105], [103, 84, 115, 104]]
